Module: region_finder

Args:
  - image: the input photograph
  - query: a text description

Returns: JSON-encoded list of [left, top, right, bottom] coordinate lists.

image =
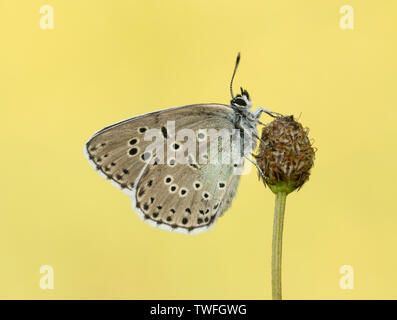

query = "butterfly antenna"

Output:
[[230, 52, 241, 99]]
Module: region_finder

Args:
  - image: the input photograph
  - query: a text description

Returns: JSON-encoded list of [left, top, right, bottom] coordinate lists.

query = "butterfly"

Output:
[[84, 53, 278, 235]]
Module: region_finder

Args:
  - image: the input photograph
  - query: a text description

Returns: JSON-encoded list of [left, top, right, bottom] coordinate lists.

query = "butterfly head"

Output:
[[231, 87, 252, 110]]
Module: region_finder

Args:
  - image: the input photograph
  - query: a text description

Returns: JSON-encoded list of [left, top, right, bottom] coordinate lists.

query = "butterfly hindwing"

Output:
[[134, 117, 245, 234]]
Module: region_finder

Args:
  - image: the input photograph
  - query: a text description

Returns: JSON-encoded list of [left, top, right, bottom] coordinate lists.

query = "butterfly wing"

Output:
[[85, 104, 248, 234]]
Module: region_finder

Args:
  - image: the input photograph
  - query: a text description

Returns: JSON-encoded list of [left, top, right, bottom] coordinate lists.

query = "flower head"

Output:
[[255, 115, 315, 194]]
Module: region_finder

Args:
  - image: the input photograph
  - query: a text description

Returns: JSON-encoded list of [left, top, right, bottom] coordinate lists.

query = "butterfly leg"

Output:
[[236, 117, 267, 146], [244, 155, 266, 179], [253, 132, 266, 145], [253, 107, 283, 118], [234, 118, 267, 179]]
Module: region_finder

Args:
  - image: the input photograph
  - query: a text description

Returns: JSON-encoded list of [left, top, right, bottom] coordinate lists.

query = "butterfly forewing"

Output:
[[85, 104, 233, 189]]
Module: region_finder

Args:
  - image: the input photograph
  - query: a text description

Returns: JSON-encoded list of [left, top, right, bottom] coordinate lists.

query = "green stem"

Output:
[[272, 191, 287, 300]]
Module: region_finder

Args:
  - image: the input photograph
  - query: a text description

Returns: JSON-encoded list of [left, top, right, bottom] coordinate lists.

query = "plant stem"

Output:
[[272, 191, 287, 300]]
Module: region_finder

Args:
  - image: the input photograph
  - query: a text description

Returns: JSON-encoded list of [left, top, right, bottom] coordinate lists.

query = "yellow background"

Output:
[[1, 0, 396, 299]]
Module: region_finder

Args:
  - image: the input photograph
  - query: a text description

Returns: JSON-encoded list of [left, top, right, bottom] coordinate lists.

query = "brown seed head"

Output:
[[255, 115, 315, 194]]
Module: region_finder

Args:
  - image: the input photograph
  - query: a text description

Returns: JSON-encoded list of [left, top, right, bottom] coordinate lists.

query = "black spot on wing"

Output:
[[161, 126, 168, 138]]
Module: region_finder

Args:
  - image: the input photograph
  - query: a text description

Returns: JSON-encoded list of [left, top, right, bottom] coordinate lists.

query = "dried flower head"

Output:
[[255, 115, 315, 194]]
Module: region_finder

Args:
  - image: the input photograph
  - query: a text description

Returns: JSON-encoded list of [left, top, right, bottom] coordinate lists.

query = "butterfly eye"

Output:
[[233, 98, 247, 106]]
